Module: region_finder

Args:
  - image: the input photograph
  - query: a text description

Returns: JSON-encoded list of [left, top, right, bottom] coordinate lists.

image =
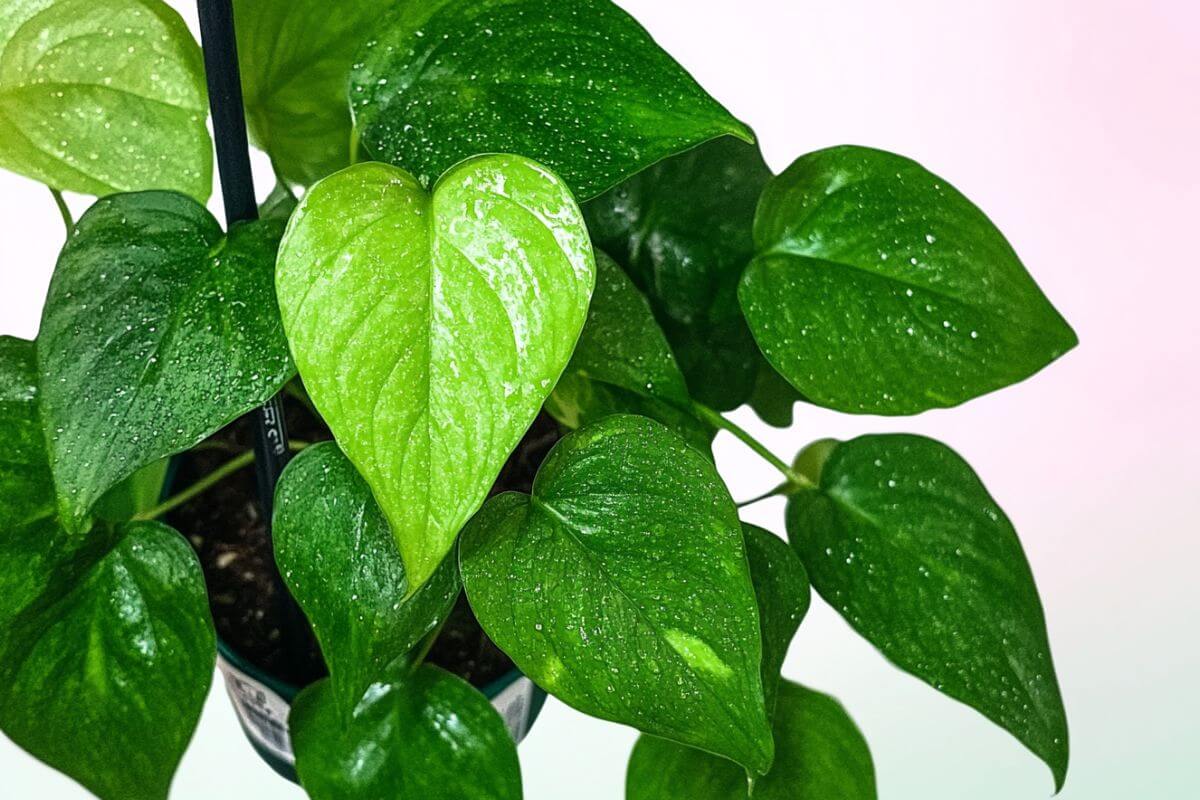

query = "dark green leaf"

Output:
[[743, 524, 809, 716], [273, 441, 461, 715], [0, 520, 215, 800], [38, 191, 294, 531], [546, 251, 713, 453], [235, 0, 388, 186], [460, 415, 773, 774], [585, 137, 772, 409], [786, 434, 1069, 788], [291, 664, 522, 800], [258, 181, 298, 221], [350, 0, 751, 200], [626, 681, 876, 800], [0, 0, 211, 198], [276, 157, 594, 589], [747, 361, 803, 428], [740, 146, 1077, 415], [0, 336, 53, 532]]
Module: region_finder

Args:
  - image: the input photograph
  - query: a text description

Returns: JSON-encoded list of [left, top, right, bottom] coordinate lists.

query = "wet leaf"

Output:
[[585, 137, 773, 410], [0, 336, 53, 532], [627, 681, 876, 800], [546, 251, 713, 454], [235, 0, 388, 186], [786, 434, 1069, 789], [0, 520, 215, 800], [276, 156, 594, 589], [350, 0, 751, 200], [273, 441, 461, 716], [291, 664, 522, 800], [0, 0, 211, 199], [743, 524, 809, 716], [38, 191, 293, 531], [460, 415, 773, 774], [740, 146, 1077, 415]]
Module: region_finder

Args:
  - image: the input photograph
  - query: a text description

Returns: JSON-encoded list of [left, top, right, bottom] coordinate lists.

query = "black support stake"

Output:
[[196, 0, 289, 518], [196, 0, 304, 667]]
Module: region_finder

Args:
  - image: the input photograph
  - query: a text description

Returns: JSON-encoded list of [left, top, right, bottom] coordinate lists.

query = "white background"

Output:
[[2, 1, 1197, 798]]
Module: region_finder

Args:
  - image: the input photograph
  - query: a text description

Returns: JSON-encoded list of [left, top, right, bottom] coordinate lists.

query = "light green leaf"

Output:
[[460, 414, 773, 774], [38, 191, 294, 531], [0, 520, 215, 800], [743, 524, 809, 716], [627, 681, 876, 800], [235, 0, 388, 186], [276, 156, 594, 589], [0, 0, 211, 199], [585, 137, 773, 410], [349, 0, 751, 200], [740, 146, 1077, 415], [786, 434, 1069, 789], [92, 458, 168, 522], [273, 441, 461, 716], [291, 664, 522, 800], [546, 250, 713, 453]]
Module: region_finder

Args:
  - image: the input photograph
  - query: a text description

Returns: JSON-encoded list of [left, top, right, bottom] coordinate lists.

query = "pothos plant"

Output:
[[0, 0, 1076, 798]]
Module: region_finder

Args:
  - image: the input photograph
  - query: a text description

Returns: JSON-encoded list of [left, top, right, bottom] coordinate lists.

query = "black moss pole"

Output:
[[195, 0, 303, 663]]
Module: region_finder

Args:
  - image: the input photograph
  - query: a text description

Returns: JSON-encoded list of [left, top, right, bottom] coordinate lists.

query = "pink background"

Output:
[[1, 1, 1196, 797]]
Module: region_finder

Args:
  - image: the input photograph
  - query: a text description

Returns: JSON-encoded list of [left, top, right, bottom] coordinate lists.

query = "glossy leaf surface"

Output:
[[350, 0, 751, 199], [627, 681, 877, 800], [743, 524, 810, 715], [740, 146, 1077, 415], [0, 520, 215, 800], [235, 0, 388, 185], [0, 0, 211, 198], [274, 441, 461, 715], [276, 156, 594, 588], [460, 415, 773, 773], [546, 251, 712, 453], [786, 434, 1069, 788], [38, 191, 293, 531], [0, 336, 52, 532], [585, 137, 773, 409], [291, 664, 522, 800]]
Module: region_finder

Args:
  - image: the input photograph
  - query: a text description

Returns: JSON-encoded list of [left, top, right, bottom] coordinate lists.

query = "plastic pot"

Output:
[[217, 638, 548, 783]]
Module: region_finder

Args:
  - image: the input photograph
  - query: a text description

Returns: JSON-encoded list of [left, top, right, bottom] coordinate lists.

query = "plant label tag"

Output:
[[217, 655, 295, 766], [490, 676, 536, 743]]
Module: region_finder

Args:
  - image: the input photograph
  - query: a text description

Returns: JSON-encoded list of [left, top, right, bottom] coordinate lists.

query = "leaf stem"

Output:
[[49, 188, 72, 234], [736, 482, 792, 508], [132, 439, 313, 522], [133, 450, 255, 521], [690, 402, 814, 489]]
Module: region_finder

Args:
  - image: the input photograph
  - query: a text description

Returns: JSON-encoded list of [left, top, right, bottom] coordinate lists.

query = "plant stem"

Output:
[[409, 612, 452, 671], [133, 450, 255, 521], [736, 482, 791, 508], [49, 188, 72, 233], [690, 402, 814, 489]]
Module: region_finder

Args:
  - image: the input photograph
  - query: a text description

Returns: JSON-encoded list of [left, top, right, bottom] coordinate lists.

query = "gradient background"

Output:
[[2, 1, 1196, 797]]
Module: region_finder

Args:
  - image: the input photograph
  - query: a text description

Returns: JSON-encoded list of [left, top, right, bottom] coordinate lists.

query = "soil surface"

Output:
[[166, 391, 561, 690]]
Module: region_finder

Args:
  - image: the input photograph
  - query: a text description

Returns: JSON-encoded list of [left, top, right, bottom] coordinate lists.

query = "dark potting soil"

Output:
[[166, 391, 562, 691]]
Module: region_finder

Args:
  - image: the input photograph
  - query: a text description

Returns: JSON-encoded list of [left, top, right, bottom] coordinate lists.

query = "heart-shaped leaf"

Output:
[[0, 520, 215, 800], [743, 524, 810, 716], [740, 146, 1077, 415], [273, 441, 461, 715], [38, 191, 293, 531], [460, 414, 773, 774], [627, 681, 877, 800], [786, 434, 1069, 789], [276, 156, 594, 588], [291, 664, 522, 800], [235, 0, 388, 186], [546, 251, 713, 454], [349, 0, 751, 200], [585, 137, 774, 410], [0, 0, 211, 198]]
